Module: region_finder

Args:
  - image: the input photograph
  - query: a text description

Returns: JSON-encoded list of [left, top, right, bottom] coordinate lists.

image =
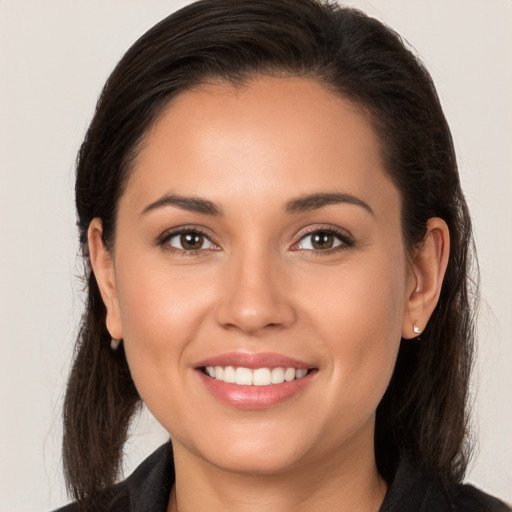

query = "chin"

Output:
[[206, 447, 306, 476], [182, 425, 315, 476]]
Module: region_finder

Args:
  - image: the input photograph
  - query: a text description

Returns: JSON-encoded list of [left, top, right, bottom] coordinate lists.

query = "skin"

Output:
[[89, 77, 449, 512]]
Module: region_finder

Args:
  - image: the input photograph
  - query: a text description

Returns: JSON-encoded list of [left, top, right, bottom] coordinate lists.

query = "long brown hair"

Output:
[[63, 0, 476, 504]]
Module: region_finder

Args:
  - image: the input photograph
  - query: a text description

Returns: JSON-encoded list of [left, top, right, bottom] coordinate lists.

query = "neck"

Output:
[[167, 422, 387, 512]]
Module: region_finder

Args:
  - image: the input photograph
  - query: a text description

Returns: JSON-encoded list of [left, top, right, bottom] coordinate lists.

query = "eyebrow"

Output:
[[285, 193, 374, 215], [140, 191, 373, 217], [141, 194, 223, 216]]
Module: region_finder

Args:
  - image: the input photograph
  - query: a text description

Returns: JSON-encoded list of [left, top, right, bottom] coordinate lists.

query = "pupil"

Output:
[[312, 232, 333, 250], [181, 233, 203, 250]]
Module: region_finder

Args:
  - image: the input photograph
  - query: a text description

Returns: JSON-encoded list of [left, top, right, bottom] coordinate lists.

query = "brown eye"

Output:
[[311, 232, 335, 250], [165, 230, 217, 252], [180, 232, 204, 250], [294, 229, 349, 252]]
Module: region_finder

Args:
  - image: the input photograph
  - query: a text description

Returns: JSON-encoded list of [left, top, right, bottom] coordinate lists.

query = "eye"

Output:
[[163, 230, 218, 252], [293, 229, 352, 252]]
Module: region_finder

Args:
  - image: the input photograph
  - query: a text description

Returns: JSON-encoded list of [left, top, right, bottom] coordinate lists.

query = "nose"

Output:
[[214, 249, 296, 335]]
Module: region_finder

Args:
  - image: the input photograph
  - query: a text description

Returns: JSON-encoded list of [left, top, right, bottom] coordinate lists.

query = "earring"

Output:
[[413, 324, 421, 335], [111, 338, 121, 350]]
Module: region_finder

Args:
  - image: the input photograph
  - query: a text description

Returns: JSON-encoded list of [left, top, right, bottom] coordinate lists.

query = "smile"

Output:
[[196, 352, 316, 409], [203, 366, 309, 386]]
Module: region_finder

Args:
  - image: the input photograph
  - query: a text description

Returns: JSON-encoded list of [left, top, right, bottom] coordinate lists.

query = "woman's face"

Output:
[[103, 77, 416, 474]]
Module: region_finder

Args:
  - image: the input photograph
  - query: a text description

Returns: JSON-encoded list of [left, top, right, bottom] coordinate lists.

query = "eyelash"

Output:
[[157, 227, 218, 256], [157, 226, 354, 255], [291, 226, 354, 254]]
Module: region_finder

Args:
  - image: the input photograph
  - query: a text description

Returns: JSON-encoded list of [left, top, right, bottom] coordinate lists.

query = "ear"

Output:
[[402, 217, 450, 339], [88, 218, 123, 340]]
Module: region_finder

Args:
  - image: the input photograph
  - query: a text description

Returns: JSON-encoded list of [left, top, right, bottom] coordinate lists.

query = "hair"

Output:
[[63, 0, 476, 505]]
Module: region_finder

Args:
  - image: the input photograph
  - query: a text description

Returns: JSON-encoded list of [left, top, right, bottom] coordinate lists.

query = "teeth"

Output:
[[223, 365, 236, 383], [204, 366, 309, 386], [296, 369, 308, 378], [253, 368, 271, 386], [284, 368, 296, 382], [271, 367, 285, 384], [214, 366, 224, 381], [235, 367, 252, 385]]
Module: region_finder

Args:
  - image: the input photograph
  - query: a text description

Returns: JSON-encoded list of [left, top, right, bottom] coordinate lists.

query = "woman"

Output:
[[56, 0, 510, 510]]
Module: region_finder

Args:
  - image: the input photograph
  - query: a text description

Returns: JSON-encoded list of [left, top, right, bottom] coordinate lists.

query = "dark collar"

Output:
[[56, 442, 510, 511], [124, 442, 175, 512]]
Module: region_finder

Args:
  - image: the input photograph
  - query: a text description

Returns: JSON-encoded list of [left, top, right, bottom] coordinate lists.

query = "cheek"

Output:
[[304, 254, 406, 413], [114, 259, 215, 400], [305, 253, 406, 336], [116, 254, 215, 335]]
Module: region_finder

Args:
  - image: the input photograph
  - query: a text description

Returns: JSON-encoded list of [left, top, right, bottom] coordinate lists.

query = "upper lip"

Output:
[[195, 352, 314, 370]]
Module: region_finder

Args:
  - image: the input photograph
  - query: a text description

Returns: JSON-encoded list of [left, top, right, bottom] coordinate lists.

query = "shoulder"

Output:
[[51, 489, 130, 512], [52, 442, 174, 512], [447, 483, 511, 512], [381, 456, 510, 512], [51, 478, 132, 512]]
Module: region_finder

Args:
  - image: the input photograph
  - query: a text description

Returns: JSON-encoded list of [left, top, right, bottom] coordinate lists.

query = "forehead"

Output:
[[123, 76, 399, 219]]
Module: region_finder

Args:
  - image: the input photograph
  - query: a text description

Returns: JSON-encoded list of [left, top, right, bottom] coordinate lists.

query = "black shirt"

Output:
[[55, 442, 510, 511]]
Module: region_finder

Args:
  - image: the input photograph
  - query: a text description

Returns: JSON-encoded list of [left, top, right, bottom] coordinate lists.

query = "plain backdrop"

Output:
[[0, 1, 511, 510]]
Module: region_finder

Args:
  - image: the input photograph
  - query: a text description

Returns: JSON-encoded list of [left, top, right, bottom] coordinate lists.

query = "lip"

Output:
[[195, 352, 317, 410], [195, 351, 313, 370]]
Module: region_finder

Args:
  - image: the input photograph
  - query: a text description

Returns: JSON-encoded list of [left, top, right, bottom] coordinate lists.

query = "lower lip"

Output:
[[197, 370, 315, 410]]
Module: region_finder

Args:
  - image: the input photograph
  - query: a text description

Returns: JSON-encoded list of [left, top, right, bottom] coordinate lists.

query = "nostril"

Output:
[[214, 272, 296, 334]]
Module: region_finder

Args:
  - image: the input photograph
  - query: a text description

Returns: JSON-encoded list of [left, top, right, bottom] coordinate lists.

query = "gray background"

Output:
[[0, 1, 511, 510]]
